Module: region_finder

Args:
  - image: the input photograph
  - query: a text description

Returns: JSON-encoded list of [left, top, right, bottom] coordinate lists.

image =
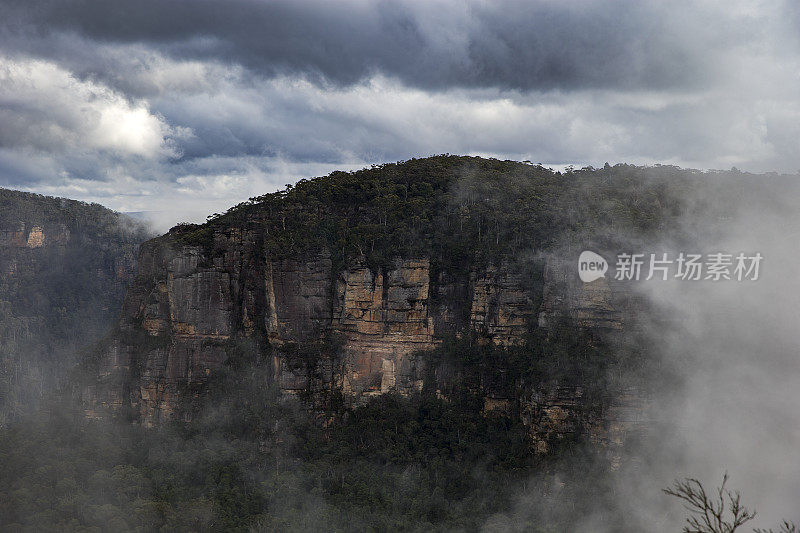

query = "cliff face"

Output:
[[88, 230, 644, 457], [0, 222, 56, 249], [0, 189, 150, 424], [86, 156, 673, 452]]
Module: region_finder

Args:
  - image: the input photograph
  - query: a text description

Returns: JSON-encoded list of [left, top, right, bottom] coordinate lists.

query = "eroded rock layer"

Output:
[[87, 226, 639, 441]]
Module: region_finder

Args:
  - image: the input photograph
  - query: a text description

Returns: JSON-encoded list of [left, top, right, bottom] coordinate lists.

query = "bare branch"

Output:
[[664, 473, 756, 533]]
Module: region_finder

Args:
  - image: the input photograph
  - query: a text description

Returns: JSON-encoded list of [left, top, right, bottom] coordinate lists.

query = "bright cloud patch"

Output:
[[0, 56, 180, 159]]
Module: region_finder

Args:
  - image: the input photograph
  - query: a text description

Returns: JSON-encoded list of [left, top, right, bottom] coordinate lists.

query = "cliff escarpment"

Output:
[[0, 188, 151, 424], [86, 156, 690, 450]]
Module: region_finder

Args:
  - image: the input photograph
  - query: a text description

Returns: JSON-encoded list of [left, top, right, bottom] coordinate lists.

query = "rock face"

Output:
[[537, 258, 629, 330], [334, 258, 435, 396], [87, 224, 644, 445], [0, 222, 73, 249], [470, 266, 535, 345], [0, 189, 148, 425], [89, 236, 448, 424], [25, 226, 45, 248]]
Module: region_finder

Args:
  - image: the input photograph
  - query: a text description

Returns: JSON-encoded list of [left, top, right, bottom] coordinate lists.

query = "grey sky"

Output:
[[0, 0, 798, 228]]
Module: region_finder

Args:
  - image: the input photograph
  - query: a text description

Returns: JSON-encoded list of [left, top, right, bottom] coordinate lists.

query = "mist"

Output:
[[627, 174, 800, 527], [6, 159, 800, 531]]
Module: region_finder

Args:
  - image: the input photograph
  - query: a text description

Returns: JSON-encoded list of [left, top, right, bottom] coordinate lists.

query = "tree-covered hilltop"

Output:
[[0, 188, 152, 425], [0, 188, 143, 233], [177, 155, 702, 274]]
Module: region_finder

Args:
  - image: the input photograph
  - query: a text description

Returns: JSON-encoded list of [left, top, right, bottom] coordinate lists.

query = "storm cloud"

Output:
[[0, 0, 799, 228], [3, 0, 734, 92]]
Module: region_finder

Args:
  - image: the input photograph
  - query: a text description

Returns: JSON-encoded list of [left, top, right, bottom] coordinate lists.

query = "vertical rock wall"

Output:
[[88, 230, 642, 446]]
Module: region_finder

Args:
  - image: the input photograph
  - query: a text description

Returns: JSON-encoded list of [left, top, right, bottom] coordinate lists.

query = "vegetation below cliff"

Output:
[[0, 353, 626, 532], [0, 317, 652, 530]]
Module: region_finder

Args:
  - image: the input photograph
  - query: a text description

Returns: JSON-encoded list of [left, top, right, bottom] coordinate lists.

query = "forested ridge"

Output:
[[177, 155, 695, 273], [0, 157, 778, 531]]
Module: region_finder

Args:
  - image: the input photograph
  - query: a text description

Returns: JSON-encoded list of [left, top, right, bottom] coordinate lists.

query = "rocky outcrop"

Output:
[[334, 258, 435, 395], [0, 222, 71, 250], [537, 258, 629, 330], [265, 253, 332, 343], [523, 386, 650, 463], [87, 225, 638, 435], [25, 226, 44, 248], [0, 223, 27, 247], [470, 266, 535, 345], [0, 189, 148, 425]]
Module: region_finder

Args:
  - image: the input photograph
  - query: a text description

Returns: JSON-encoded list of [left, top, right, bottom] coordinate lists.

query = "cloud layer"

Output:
[[7, 0, 725, 91], [1, 0, 800, 228]]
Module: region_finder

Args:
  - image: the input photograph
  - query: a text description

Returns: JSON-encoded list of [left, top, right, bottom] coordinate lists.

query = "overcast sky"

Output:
[[1, 0, 799, 228]]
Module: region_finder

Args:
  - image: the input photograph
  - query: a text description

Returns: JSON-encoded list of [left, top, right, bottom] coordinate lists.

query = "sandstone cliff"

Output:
[[0, 188, 149, 424], [87, 231, 646, 460], [85, 156, 673, 452]]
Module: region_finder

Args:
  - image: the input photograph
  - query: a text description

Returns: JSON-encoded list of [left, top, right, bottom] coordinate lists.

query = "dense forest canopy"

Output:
[[175, 155, 710, 273], [0, 188, 141, 232]]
